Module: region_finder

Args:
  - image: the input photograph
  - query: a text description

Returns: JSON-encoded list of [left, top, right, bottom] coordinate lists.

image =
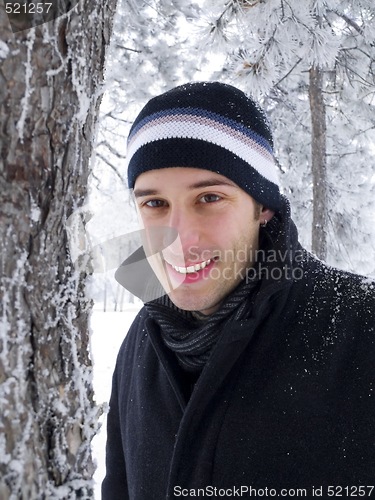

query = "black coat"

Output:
[[102, 200, 375, 500]]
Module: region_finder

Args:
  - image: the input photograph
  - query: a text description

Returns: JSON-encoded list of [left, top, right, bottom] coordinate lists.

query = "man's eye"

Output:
[[145, 199, 166, 208], [200, 194, 221, 203]]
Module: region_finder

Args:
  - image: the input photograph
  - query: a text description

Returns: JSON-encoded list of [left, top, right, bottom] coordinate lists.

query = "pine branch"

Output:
[[141, 0, 175, 28], [336, 58, 374, 88], [329, 9, 364, 36], [357, 47, 375, 61], [267, 93, 311, 133], [274, 57, 303, 88], [210, 5, 231, 35]]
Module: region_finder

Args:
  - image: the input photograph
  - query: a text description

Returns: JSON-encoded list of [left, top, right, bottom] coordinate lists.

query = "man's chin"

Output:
[[166, 290, 223, 315]]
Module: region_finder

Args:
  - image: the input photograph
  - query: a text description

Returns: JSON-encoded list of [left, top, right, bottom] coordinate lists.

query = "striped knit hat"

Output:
[[126, 82, 281, 211]]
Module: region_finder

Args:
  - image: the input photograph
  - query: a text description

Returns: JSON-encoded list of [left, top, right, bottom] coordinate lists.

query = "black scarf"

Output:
[[145, 266, 262, 373]]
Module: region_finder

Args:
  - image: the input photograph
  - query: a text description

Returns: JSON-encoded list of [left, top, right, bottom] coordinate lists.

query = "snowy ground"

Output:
[[90, 307, 141, 499]]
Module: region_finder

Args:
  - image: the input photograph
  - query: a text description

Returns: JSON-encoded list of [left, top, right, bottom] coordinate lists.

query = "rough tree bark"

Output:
[[0, 0, 116, 497], [309, 64, 328, 261]]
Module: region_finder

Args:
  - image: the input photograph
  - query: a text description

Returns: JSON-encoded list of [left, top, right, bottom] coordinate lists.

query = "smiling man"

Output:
[[102, 82, 375, 500], [133, 167, 273, 315]]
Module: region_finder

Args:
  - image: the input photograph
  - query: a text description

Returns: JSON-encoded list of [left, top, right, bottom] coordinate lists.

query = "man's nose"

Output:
[[164, 208, 200, 258]]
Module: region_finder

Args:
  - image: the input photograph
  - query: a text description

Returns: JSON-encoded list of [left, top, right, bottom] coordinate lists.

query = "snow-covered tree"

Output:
[[198, 0, 375, 275], [0, 0, 116, 496]]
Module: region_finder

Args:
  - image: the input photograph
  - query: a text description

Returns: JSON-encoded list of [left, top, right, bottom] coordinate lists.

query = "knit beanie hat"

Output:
[[126, 82, 281, 211]]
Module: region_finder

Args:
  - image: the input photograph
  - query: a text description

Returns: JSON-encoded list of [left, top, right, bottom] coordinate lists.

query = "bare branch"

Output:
[[335, 58, 374, 87], [352, 125, 375, 138], [97, 140, 127, 159], [326, 151, 357, 157], [101, 112, 133, 125], [90, 171, 102, 190], [116, 44, 142, 54], [274, 57, 303, 88], [273, 156, 286, 173], [95, 153, 127, 186]]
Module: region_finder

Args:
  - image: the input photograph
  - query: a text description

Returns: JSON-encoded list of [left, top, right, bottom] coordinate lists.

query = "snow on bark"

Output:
[[0, 0, 116, 496], [15, 29, 35, 143]]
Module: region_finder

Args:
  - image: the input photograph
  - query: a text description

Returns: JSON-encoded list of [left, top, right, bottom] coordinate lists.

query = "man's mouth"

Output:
[[166, 258, 215, 274]]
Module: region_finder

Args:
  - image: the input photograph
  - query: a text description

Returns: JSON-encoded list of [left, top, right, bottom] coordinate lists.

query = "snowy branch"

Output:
[[275, 58, 303, 88], [329, 10, 364, 36], [95, 153, 127, 185]]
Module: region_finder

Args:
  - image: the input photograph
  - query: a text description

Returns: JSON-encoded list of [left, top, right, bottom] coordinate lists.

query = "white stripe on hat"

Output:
[[127, 115, 279, 186]]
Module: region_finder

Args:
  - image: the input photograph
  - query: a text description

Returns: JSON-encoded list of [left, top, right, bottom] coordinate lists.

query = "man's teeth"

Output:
[[170, 259, 212, 274]]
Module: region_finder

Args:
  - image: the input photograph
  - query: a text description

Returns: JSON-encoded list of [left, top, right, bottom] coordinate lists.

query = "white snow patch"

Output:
[[30, 194, 41, 222], [0, 40, 9, 59], [9, 459, 24, 473], [360, 277, 375, 292], [16, 29, 36, 143], [90, 308, 141, 499], [0, 433, 11, 465]]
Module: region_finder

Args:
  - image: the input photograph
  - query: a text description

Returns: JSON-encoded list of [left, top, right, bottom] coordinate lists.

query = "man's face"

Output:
[[134, 167, 270, 315]]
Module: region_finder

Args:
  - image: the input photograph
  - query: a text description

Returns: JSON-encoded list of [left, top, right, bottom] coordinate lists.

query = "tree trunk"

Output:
[[0, 0, 116, 497], [309, 65, 328, 260]]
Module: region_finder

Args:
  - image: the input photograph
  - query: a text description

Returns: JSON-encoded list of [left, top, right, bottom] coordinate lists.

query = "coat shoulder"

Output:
[[299, 253, 375, 331], [308, 254, 375, 299]]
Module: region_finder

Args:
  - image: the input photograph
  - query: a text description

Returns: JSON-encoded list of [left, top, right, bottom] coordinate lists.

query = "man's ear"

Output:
[[260, 207, 274, 225]]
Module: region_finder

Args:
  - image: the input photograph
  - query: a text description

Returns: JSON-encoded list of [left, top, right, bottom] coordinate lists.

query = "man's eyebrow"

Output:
[[133, 189, 159, 198], [187, 179, 238, 190], [133, 179, 237, 198]]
